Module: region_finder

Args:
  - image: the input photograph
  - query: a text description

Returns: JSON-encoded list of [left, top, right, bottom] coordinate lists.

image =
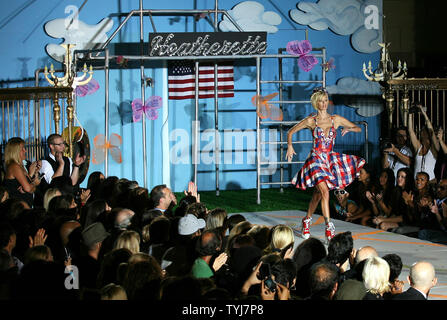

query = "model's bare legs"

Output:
[[307, 188, 322, 218], [316, 182, 331, 223]]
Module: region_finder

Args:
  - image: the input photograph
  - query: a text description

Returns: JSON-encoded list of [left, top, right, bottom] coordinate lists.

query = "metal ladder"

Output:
[[256, 47, 327, 204]]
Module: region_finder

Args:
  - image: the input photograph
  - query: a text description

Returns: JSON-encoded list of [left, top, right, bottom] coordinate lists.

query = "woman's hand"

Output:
[[366, 191, 376, 204], [373, 216, 384, 225], [241, 261, 262, 295], [341, 127, 350, 136], [80, 189, 91, 205], [276, 282, 290, 300], [402, 191, 413, 205], [260, 279, 276, 300], [28, 228, 47, 247], [28, 160, 41, 177], [184, 181, 200, 203], [285, 145, 296, 162]]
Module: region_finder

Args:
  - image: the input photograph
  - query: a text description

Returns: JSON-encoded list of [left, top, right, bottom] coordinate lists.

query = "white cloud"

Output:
[[219, 1, 282, 33], [45, 17, 113, 62], [290, 0, 382, 53]]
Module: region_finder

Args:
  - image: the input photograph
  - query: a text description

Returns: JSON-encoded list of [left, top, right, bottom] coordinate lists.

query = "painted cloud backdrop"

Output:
[[45, 17, 113, 62], [219, 1, 282, 33], [327, 77, 383, 117], [290, 0, 382, 53]]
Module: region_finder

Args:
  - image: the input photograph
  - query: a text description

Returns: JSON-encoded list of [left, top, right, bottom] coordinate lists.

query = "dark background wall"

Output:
[[384, 0, 447, 78]]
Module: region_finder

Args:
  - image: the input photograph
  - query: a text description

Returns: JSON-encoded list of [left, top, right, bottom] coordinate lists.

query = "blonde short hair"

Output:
[[205, 208, 228, 230], [115, 230, 141, 254], [100, 283, 128, 300], [363, 256, 391, 295], [5, 137, 25, 167], [310, 90, 328, 111], [268, 224, 294, 253], [43, 188, 62, 211]]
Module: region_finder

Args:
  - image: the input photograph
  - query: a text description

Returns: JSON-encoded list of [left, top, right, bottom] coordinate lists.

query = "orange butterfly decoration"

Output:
[[92, 133, 123, 164], [252, 92, 283, 121]]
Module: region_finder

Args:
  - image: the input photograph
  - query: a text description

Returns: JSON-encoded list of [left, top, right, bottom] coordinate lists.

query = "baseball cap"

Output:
[[178, 214, 206, 235]]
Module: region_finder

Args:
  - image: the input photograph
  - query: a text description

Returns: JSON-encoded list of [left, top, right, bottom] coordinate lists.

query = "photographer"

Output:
[[382, 126, 412, 179]]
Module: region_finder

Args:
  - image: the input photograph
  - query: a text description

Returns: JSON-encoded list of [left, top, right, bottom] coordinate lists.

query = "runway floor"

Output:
[[238, 210, 447, 300]]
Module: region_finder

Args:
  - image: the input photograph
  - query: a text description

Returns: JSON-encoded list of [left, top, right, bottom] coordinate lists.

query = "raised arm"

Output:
[[408, 113, 421, 152], [419, 105, 439, 157], [286, 116, 313, 162], [334, 115, 361, 136], [437, 128, 447, 154]]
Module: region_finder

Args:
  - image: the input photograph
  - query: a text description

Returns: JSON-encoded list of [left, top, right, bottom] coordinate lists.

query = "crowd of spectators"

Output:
[[0, 108, 445, 300]]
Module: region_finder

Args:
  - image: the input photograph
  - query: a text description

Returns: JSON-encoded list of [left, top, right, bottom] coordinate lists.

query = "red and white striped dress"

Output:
[[292, 116, 365, 190]]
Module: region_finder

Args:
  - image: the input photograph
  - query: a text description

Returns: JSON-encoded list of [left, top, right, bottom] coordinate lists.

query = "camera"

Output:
[[380, 137, 393, 151], [408, 102, 427, 114]]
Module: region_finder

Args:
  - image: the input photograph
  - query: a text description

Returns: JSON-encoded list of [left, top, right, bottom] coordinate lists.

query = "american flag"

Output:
[[168, 61, 234, 100]]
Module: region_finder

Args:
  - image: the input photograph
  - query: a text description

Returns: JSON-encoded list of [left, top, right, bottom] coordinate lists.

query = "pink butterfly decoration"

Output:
[[321, 57, 336, 72], [75, 78, 99, 97], [131, 96, 163, 122], [286, 40, 319, 72], [92, 133, 123, 164]]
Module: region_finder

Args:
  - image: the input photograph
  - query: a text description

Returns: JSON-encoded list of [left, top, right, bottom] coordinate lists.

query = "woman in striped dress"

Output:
[[286, 88, 365, 242]]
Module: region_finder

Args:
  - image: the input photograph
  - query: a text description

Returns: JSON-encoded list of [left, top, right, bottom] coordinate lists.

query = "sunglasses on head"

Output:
[[334, 189, 346, 196], [313, 86, 328, 94]]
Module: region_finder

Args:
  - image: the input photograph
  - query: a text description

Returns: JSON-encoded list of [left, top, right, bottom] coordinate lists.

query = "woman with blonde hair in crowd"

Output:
[[43, 187, 62, 212], [114, 230, 141, 254], [205, 208, 228, 230], [264, 224, 294, 256], [3, 137, 42, 207], [362, 256, 391, 300]]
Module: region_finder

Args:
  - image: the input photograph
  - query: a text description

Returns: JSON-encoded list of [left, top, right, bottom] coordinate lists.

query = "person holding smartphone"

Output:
[[2, 137, 42, 207]]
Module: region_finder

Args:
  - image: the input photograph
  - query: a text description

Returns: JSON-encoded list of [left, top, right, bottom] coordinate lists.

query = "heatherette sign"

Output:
[[148, 32, 267, 57]]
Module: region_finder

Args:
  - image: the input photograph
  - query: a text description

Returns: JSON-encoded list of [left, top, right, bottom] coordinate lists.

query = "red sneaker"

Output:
[[325, 221, 335, 243], [301, 217, 312, 239]]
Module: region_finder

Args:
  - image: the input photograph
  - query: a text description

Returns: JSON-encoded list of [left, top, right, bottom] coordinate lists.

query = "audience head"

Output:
[[178, 214, 206, 237], [247, 225, 271, 251], [196, 230, 222, 258], [59, 220, 81, 247], [355, 246, 378, 265], [100, 283, 127, 300], [362, 256, 391, 296], [382, 253, 403, 283], [184, 202, 207, 220], [309, 261, 339, 300], [23, 245, 53, 264], [409, 261, 437, 293], [43, 188, 62, 212], [396, 167, 414, 192], [326, 231, 353, 266], [268, 224, 294, 254], [150, 184, 177, 210], [226, 214, 247, 233], [205, 208, 228, 230], [379, 168, 395, 190], [114, 230, 140, 254], [4, 137, 26, 166], [122, 259, 163, 300], [114, 208, 135, 230], [82, 222, 110, 251]]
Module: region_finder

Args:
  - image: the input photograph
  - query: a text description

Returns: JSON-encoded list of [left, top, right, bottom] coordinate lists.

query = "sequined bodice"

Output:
[[312, 116, 336, 152]]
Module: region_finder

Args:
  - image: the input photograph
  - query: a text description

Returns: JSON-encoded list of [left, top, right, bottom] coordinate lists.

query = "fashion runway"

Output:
[[238, 210, 447, 300]]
